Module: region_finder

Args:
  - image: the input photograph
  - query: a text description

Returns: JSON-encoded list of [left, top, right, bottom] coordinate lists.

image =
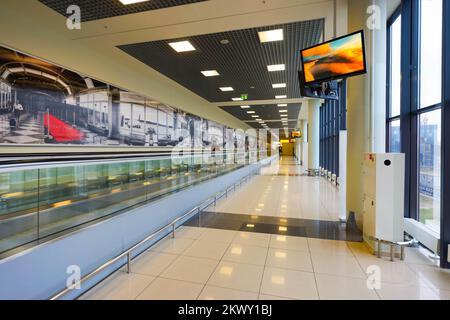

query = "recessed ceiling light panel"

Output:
[[267, 64, 285, 72], [201, 70, 220, 77], [220, 87, 234, 92], [168, 40, 196, 53], [232, 98, 243, 101], [240, 106, 250, 109], [272, 83, 287, 88], [258, 29, 284, 43], [276, 95, 287, 99], [119, 0, 149, 4]]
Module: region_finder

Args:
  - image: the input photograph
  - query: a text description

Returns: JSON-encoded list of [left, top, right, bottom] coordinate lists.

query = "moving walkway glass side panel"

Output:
[[0, 169, 39, 253], [0, 152, 256, 255], [38, 166, 89, 238]]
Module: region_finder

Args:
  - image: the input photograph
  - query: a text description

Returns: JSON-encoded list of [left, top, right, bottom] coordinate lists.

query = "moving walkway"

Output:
[[0, 150, 263, 255]]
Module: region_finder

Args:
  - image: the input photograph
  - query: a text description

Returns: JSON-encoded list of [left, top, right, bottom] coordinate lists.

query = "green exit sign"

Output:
[[241, 94, 248, 100]]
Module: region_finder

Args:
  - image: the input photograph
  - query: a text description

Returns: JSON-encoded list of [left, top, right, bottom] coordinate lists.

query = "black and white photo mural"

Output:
[[0, 45, 233, 149]]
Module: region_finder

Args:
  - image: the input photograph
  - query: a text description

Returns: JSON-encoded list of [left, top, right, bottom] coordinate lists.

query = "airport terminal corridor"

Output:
[[1, 0, 450, 306]]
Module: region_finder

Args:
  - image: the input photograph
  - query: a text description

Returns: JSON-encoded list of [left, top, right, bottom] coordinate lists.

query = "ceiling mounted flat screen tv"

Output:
[[300, 30, 367, 84]]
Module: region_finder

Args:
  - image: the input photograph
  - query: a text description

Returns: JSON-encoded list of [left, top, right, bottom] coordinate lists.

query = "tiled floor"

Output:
[[78, 157, 450, 300], [79, 226, 450, 300], [208, 157, 340, 221], [184, 211, 362, 241], [184, 156, 360, 241]]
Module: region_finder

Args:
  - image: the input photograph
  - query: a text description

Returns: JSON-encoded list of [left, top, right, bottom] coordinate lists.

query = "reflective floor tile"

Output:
[[307, 238, 353, 256], [315, 274, 380, 300], [260, 267, 318, 300], [207, 261, 264, 293], [198, 228, 238, 243], [222, 244, 268, 266], [80, 272, 155, 300], [357, 258, 423, 286], [376, 283, 440, 300], [150, 237, 195, 255], [269, 235, 309, 252], [161, 256, 219, 284], [175, 226, 206, 240], [136, 278, 203, 300], [183, 240, 229, 260], [408, 264, 450, 291], [436, 289, 450, 300], [128, 251, 178, 277], [403, 247, 440, 267], [232, 231, 271, 247], [347, 241, 374, 258], [210, 170, 341, 222], [266, 248, 313, 272], [198, 285, 258, 300], [258, 294, 294, 300], [311, 252, 366, 279]]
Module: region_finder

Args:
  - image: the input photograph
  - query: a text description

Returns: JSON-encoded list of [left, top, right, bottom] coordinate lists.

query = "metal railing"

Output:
[[49, 164, 265, 300]]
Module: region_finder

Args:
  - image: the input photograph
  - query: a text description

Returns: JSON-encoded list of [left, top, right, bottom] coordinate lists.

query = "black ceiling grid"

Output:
[[219, 104, 301, 123], [39, 0, 208, 22], [119, 19, 324, 103], [219, 104, 301, 131]]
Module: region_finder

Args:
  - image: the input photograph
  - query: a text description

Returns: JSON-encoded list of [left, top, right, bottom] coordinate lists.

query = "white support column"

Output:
[[339, 130, 348, 221], [294, 137, 301, 164], [347, 0, 387, 228], [370, 0, 387, 152], [301, 119, 308, 168], [336, 0, 349, 222], [308, 99, 321, 171]]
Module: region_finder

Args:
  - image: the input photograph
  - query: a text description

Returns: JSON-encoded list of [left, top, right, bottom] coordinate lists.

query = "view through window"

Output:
[[418, 0, 442, 232]]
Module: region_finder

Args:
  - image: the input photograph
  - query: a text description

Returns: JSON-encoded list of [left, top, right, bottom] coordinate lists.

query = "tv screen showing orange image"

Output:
[[300, 31, 367, 84]]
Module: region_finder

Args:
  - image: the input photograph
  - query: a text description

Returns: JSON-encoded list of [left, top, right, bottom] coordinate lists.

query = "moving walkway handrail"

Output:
[[0, 150, 247, 172], [0, 148, 245, 166], [49, 166, 260, 300]]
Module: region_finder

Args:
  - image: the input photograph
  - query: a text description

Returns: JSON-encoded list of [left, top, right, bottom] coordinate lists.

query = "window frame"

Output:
[[319, 81, 346, 179], [441, 0, 450, 269], [387, 0, 448, 268], [386, 6, 402, 152]]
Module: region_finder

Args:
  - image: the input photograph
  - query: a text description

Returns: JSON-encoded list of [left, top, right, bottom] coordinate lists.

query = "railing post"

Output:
[[377, 239, 382, 258], [126, 252, 131, 274], [400, 246, 405, 261], [172, 224, 175, 238]]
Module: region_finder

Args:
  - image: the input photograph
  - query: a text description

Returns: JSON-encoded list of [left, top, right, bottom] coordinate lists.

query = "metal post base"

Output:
[[373, 237, 415, 262]]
